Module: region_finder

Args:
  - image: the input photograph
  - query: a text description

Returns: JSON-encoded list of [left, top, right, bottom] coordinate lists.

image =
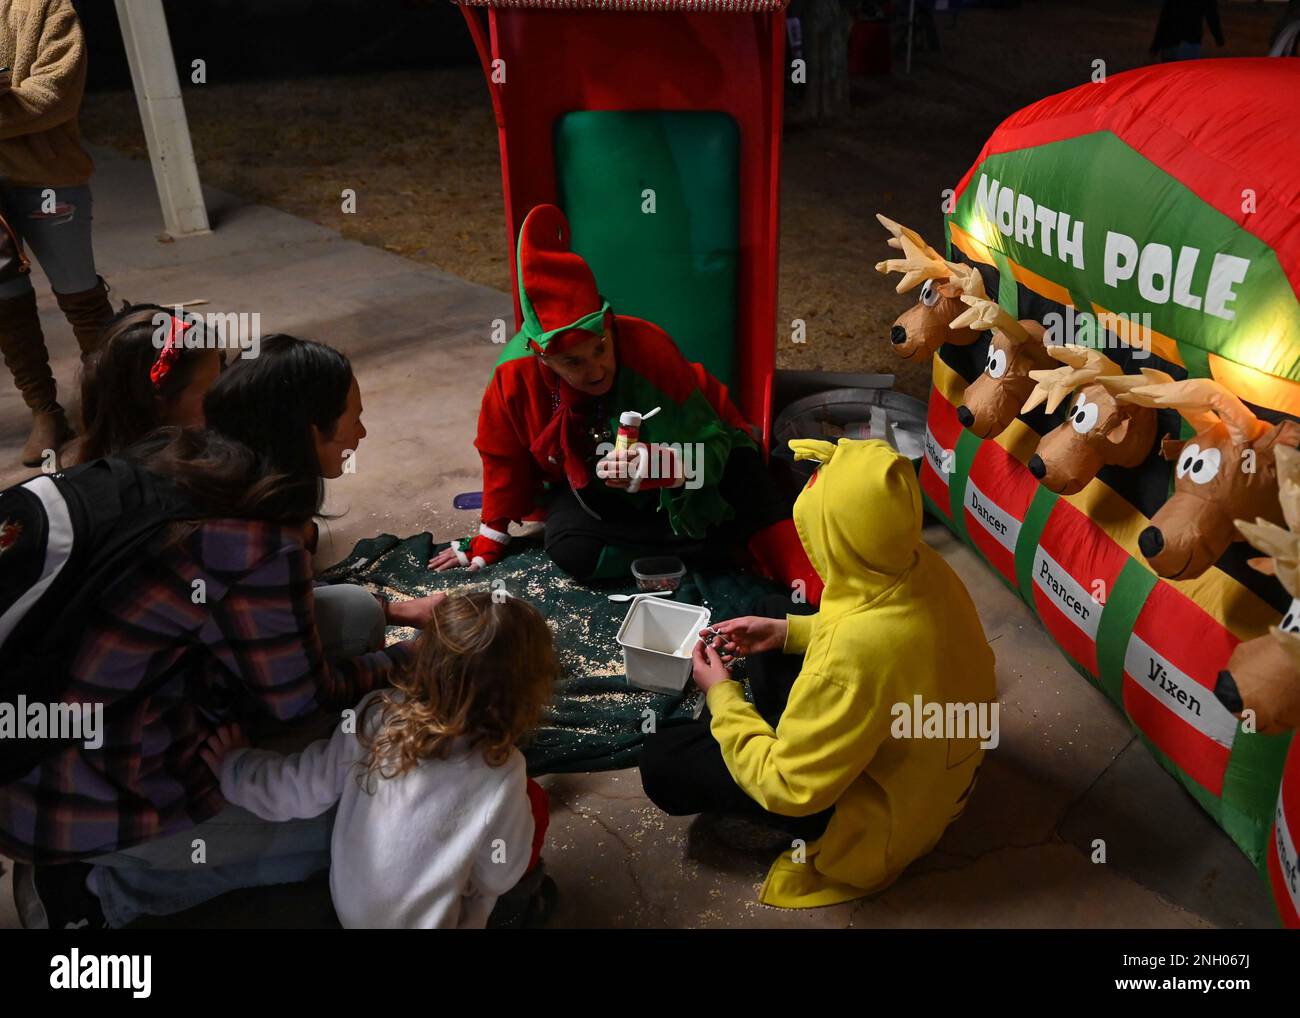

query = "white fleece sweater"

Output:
[[219, 691, 534, 929]]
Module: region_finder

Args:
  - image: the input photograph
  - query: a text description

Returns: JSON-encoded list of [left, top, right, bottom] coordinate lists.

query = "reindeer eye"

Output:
[[920, 279, 940, 308], [985, 348, 1008, 379], [1071, 396, 1100, 434], [1182, 445, 1221, 485], [1282, 600, 1300, 634]]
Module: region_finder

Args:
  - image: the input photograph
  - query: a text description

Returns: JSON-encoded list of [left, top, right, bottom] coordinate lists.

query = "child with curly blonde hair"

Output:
[[201, 590, 558, 928]]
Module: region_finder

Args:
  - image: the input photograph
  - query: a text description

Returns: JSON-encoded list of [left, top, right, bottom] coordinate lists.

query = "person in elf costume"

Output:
[[640, 438, 996, 907], [430, 203, 818, 593]]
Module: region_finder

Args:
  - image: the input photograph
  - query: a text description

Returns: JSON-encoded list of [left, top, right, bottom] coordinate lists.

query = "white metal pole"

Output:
[[114, 0, 209, 236]]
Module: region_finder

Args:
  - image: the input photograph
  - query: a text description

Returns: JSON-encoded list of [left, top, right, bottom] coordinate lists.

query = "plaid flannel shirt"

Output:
[[0, 519, 414, 864]]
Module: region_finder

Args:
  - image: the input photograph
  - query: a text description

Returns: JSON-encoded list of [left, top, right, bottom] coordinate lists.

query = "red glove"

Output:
[[452, 520, 512, 570]]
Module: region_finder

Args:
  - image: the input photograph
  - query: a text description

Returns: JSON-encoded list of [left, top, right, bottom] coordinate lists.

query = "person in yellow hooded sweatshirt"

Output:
[[639, 438, 997, 908]]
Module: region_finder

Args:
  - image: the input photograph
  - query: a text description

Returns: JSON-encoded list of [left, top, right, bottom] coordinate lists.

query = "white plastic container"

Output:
[[616, 596, 711, 693]]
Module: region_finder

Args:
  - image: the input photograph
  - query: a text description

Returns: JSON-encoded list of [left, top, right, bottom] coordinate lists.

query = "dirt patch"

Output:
[[81, 1, 1279, 402]]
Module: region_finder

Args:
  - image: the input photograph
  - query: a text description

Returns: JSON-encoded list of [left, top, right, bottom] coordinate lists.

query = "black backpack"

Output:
[[0, 458, 198, 783]]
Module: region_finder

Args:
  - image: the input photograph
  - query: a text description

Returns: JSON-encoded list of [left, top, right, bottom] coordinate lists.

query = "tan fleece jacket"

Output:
[[0, 0, 93, 187]]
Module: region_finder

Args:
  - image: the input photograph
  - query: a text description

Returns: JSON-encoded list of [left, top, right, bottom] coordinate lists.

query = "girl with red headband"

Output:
[[76, 304, 223, 462]]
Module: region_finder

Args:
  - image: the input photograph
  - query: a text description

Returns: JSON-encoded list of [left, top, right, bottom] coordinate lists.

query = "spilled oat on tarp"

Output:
[[319, 533, 784, 774]]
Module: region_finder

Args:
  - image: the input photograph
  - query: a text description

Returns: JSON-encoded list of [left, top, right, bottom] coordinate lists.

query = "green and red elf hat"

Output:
[[516, 204, 610, 354]]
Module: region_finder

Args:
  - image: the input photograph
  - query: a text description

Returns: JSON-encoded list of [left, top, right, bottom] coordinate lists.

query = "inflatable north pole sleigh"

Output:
[[879, 59, 1300, 925]]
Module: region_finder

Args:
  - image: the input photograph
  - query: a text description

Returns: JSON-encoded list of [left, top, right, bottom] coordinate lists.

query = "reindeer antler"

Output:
[[876, 214, 943, 260], [1236, 517, 1300, 597], [1241, 446, 1300, 573], [1117, 378, 1266, 445], [1094, 367, 1176, 396], [874, 214, 981, 298], [949, 296, 1031, 344], [945, 261, 987, 299], [874, 219, 949, 294], [1021, 345, 1122, 414]]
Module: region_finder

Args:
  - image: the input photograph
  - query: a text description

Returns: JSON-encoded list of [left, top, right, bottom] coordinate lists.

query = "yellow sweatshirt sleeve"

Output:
[[706, 660, 894, 818], [0, 3, 87, 140], [783, 612, 818, 654]]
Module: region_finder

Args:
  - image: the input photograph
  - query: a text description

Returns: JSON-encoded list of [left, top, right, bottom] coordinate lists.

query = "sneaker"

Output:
[[13, 862, 109, 930]]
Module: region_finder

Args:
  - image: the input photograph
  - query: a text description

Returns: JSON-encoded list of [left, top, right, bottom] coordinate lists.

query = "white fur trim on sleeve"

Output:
[[479, 523, 511, 545]]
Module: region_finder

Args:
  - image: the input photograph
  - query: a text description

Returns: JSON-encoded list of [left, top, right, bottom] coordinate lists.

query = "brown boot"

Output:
[[0, 288, 72, 467], [55, 276, 113, 359]]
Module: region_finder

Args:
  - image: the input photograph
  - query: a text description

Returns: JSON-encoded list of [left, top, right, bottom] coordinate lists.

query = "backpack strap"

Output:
[[0, 476, 73, 649]]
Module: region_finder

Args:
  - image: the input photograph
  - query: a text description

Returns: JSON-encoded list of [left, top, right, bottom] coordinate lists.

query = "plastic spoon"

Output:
[[607, 589, 674, 602]]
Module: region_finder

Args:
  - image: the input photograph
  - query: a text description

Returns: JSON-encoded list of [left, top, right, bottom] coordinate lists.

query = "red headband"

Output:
[[150, 315, 188, 393]]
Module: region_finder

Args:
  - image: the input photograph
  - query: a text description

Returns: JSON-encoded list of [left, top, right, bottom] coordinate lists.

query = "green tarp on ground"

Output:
[[319, 534, 784, 775]]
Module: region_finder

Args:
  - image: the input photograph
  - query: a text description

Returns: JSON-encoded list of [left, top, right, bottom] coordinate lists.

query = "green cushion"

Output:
[[554, 111, 740, 388]]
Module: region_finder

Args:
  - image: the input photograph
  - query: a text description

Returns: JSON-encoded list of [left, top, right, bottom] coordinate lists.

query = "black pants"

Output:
[[544, 445, 790, 580], [638, 596, 832, 842]]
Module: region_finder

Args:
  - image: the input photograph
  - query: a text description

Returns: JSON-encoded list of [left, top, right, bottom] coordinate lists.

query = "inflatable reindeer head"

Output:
[[1215, 447, 1300, 735], [1019, 347, 1170, 495], [950, 296, 1051, 440], [874, 214, 987, 362], [1118, 379, 1300, 580]]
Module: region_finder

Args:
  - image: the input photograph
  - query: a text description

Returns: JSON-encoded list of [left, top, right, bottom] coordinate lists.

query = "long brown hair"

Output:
[[359, 591, 558, 781], [79, 304, 221, 462], [132, 426, 323, 527]]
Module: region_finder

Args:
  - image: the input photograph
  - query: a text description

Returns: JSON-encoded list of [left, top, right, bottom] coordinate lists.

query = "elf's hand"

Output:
[[429, 522, 511, 572], [636, 443, 686, 490], [691, 639, 732, 692], [596, 447, 635, 489]]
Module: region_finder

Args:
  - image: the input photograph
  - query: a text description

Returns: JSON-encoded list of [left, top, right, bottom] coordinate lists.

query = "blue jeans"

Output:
[[86, 583, 387, 927], [0, 184, 101, 298]]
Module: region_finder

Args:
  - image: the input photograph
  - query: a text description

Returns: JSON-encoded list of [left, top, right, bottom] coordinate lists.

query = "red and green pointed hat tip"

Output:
[[515, 203, 609, 353]]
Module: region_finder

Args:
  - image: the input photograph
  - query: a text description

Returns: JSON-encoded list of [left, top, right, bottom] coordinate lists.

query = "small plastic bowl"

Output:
[[631, 556, 687, 593]]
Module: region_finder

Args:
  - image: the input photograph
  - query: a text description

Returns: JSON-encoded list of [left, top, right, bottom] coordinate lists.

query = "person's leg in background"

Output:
[[0, 186, 72, 465], [0, 184, 111, 466], [74, 584, 388, 927], [9, 185, 113, 358]]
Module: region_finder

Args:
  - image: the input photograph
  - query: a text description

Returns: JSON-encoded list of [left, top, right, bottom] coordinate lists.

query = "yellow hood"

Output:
[[790, 438, 922, 610]]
